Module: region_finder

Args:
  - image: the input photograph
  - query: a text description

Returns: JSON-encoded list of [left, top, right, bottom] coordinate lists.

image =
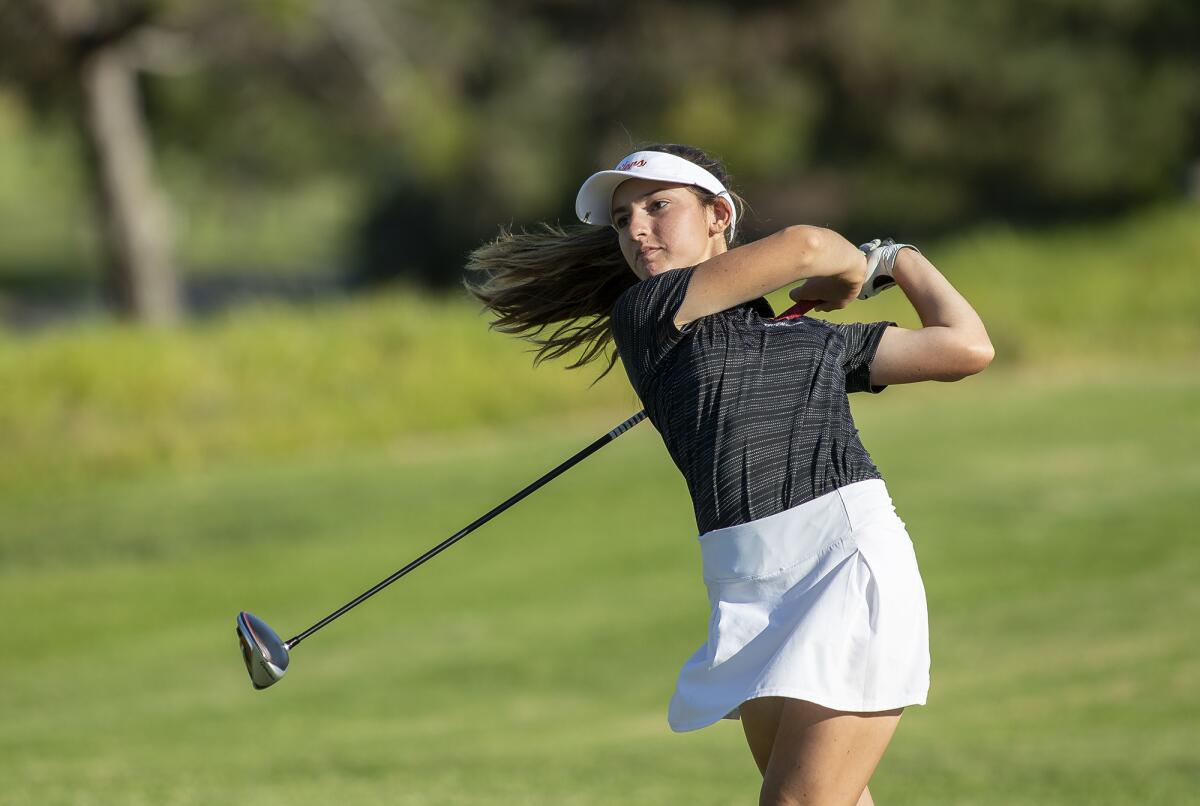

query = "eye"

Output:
[[612, 213, 630, 229], [650, 199, 670, 212]]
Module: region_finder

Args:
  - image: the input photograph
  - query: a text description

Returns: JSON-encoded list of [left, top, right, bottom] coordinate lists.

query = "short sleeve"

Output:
[[826, 320, 896, 394], [608, 266, 697, 395]]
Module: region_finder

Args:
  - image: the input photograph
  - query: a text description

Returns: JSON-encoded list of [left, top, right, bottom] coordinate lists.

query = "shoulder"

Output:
[[609, 267, 697, 333]]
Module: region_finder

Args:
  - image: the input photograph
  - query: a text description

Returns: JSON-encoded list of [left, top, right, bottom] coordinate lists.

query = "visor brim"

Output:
[[575, 170, 706, 226]]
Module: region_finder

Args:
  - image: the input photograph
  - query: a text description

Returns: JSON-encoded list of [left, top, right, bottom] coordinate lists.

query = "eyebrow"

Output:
[[611, 188, 674, 217]]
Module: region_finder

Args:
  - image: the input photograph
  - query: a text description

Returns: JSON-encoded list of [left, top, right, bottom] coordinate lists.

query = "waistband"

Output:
[[697, 479, 897, 583]]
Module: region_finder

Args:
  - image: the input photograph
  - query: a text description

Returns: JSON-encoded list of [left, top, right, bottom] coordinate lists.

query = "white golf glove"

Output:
[[857, 238, 920, 300]]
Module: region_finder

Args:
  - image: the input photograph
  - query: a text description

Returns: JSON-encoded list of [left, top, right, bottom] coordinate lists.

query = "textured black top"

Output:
[[609, 265, 895, 535]]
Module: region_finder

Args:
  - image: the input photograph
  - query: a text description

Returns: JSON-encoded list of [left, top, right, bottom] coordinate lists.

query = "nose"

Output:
[[627, 207, 651, 241]]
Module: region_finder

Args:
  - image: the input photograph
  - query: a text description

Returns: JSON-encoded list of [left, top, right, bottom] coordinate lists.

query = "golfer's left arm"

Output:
[[869, 248, 994, 385]]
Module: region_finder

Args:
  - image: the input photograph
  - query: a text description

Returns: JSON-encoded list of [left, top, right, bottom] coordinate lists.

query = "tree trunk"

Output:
[[77, 40, 181, 323]]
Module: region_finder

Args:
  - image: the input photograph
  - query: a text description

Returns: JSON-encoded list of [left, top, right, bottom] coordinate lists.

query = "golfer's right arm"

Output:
[[675, 226, 865, 329], [869, 248, 995, 384]]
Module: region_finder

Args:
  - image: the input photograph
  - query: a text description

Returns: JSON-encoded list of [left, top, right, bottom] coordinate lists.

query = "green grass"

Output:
[[1, 195, 1197, 802], [0, 290, 638, 489], [2, 365, 1197, 805], [4, 84, 1197, 803]]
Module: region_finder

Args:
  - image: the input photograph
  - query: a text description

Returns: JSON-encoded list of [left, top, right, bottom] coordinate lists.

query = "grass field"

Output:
[[3, 362, 1197, 805]]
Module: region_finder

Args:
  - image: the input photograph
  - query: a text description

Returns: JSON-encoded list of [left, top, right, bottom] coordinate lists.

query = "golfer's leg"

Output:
[[744, 696, 879, 804], [740, 696, 787, 775], [759, 698, 903, 806]]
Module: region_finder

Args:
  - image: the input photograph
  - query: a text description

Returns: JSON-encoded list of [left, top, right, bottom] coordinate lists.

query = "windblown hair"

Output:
[[462, 143, 744, 384]]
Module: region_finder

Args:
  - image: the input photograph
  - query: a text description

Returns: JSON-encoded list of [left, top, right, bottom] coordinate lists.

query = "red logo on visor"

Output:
[[617, 159, 648, 170]]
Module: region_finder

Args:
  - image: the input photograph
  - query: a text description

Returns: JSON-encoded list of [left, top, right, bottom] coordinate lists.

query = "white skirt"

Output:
[[668, 478, 930, 732]]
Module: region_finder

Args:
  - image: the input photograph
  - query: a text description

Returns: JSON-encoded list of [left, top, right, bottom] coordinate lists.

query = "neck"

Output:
[[702, 236, 729, 263]]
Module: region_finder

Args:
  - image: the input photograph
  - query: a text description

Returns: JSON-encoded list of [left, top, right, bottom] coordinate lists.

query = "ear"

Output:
[[708, 197, 734, 238]]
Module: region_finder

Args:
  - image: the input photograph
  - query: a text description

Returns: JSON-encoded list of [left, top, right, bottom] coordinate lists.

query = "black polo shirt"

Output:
[[609, 264, 895, 535]]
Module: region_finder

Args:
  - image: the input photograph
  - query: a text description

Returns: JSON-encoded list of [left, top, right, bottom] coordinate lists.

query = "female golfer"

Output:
[[465, 144, 993, 805]]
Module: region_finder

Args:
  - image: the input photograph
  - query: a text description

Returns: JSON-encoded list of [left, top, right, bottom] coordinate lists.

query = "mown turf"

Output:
[[2, 363, 1196, 805]]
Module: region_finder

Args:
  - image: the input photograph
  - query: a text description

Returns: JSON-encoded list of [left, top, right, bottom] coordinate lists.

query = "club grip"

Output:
[[774, 300, 819, 320]]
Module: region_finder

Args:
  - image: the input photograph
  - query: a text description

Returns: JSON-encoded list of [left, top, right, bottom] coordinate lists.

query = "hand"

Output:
[[788, 239, 868, 311], [857, 238, 920, 300], [789, 273, 862, 312]]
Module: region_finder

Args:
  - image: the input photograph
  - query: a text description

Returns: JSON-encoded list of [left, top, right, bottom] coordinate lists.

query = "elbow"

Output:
[[780, 225, 830, 272], [951, 339, 995, 379]]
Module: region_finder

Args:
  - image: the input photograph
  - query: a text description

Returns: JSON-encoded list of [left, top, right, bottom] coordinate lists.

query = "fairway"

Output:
[[2, 364, 1197, 805]]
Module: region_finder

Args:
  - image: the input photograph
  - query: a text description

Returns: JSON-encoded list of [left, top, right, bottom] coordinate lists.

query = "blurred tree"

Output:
[[0, 0, 401, 314], [352, 0, 1200, 286], [0, 0, 181, 322], [813, 0, 1200, 231], [1, 0, 1197, 297]]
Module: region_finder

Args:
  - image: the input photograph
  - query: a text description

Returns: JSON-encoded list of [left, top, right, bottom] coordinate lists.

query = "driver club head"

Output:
[[237, 611, 290, 690]]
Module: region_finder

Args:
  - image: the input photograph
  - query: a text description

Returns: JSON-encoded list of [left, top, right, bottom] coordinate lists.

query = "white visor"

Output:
[[575, 150, 737, 242]]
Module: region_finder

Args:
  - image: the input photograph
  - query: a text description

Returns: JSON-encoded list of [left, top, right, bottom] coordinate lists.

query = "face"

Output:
[[609, 178, 730, 281]]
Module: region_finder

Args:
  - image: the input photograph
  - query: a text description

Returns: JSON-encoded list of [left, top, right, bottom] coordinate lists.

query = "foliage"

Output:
[[0, 202, 1195, 488], [800, 203, 1200, 363], [0, 286, 635, 489], [0, 0, 1196, 289]]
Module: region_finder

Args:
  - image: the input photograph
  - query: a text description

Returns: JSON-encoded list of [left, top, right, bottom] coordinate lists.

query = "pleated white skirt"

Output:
[[668, 478, 930, 732]]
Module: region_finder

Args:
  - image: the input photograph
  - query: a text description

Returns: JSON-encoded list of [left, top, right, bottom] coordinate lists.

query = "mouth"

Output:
[[636, 247, 661, 264]]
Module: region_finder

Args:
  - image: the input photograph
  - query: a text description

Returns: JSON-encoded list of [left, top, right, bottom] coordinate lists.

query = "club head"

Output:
[[236, 611, 290, 690]]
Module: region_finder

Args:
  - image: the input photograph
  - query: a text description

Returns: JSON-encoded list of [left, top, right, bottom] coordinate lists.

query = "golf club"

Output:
[[236, 299, 818, 690]]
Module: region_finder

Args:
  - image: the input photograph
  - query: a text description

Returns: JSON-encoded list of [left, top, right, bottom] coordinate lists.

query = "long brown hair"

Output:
[[462, 144, 744, 384]]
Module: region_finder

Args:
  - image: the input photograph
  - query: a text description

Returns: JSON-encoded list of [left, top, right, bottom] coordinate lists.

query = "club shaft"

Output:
[[284, 410, 648, 649]]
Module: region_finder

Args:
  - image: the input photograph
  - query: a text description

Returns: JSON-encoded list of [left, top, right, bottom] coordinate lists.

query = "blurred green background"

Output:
[[1, 1, 1198, 804]]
